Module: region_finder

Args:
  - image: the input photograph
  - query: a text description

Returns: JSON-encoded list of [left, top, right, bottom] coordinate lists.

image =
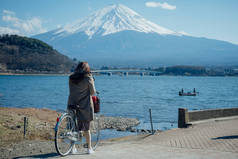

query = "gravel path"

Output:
[[0, 140, 57, 159]]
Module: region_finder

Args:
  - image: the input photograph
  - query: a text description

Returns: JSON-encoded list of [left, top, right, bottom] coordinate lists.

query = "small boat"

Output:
[[179, 92, 196, 96], [179, 88, 197, 96]]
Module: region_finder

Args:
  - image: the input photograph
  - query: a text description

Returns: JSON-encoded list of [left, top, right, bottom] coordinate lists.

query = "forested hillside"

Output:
[[0, 34, 75, 74]]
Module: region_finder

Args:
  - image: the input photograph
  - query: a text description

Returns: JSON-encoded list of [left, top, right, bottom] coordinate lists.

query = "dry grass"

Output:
[[0, 107, 61, 147], [0, 107, 140, 149]]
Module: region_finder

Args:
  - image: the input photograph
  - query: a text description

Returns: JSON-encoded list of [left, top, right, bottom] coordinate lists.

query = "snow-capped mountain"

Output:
[[52, 4, 177, 39], [33, 4, 238, 67]]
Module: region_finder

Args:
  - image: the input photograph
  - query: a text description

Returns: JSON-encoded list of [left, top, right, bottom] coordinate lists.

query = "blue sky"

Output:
[[0, 0, 238, 44]]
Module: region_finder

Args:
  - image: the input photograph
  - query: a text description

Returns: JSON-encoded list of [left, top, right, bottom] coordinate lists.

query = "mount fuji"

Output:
[[33, 4, 238, 67]]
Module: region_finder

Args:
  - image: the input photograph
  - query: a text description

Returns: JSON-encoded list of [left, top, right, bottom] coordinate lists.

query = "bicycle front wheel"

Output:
[[55, 113, 76, 156]]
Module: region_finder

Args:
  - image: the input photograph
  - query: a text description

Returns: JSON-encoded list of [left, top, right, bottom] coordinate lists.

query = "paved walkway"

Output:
[[50, 117, 238, 159], [143, 117, 238, 153]]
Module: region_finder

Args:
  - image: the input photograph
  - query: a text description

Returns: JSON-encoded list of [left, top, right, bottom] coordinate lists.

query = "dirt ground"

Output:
[[0, 107, 60, 147], [0, 107, 140, 158]]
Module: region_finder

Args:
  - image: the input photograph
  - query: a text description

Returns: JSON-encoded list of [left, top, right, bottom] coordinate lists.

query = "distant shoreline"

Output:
[[1, 72, 237, 77], [0, 72, 70, 76], [1, 65, 238, 76]]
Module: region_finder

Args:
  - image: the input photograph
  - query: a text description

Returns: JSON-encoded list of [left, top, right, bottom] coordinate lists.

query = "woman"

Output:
[[67, 62, 96, 154]]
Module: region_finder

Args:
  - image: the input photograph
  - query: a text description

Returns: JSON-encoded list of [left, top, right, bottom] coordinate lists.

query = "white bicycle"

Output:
[[54, 110, 100, 156]]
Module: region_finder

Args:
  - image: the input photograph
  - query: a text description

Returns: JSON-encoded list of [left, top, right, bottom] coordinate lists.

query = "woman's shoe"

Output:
[[71, 145, 77, 154], [87, 148, 94, 154]]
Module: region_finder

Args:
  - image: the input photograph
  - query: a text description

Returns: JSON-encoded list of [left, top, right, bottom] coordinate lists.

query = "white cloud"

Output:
[[2, 15, 19, 23], [0, 26, 20, 35], [145, 2, 176, 10], [1, 9, 47, 36], [3, 10, 15, 15]]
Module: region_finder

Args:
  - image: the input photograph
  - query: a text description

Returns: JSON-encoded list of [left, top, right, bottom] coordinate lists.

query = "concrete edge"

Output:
[[187, 115, 238, 126]]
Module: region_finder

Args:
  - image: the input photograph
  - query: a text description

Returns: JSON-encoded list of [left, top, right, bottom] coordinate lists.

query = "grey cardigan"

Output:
[[67, 74, 96, 121]]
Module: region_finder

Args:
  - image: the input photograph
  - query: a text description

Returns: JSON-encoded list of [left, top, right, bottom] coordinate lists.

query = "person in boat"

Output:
[[179, 88, 184, 96], [193, 88, 196, 93]]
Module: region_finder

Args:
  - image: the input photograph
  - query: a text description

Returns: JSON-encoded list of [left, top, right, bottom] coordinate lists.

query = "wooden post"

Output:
[[23, 117, 28, 138], [149, 108, 154, 134]]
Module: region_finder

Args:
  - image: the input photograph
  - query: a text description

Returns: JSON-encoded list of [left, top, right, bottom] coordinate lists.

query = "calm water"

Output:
[[0, 75, 238, 131]]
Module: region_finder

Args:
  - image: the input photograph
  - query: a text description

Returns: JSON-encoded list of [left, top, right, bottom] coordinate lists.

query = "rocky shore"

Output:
[[0, 107, 140, 158], [100, 116, 139, 131]]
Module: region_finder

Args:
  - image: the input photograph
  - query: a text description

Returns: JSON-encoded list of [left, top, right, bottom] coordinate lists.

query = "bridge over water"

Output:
[[92, 69, 162, 76]]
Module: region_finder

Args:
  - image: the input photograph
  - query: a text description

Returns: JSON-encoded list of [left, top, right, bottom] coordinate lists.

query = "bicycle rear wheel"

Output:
[[90, 114, 100, 149], [55, 113, 76, 156]]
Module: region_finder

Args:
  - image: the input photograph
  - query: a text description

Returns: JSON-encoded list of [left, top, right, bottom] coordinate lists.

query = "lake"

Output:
[[0, 75, 238, 131]]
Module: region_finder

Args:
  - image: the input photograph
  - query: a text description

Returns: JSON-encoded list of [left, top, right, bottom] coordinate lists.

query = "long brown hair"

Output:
[[70, 62, 91, 84]]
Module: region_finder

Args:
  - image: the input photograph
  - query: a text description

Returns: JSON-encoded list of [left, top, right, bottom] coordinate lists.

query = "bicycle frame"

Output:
[[55, 112, 68, 132]]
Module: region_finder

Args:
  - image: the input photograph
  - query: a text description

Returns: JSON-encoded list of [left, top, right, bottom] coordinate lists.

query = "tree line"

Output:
[[0, 34, 75, 73]]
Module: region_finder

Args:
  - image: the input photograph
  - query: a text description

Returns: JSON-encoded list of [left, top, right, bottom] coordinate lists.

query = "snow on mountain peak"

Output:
[[55, 4, 177, 38]]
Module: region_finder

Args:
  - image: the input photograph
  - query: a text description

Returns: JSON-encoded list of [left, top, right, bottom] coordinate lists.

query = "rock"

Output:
[[99, 116, 140, 131], [10, 125, 21, 130], [130, 128, 136, 132], [16, 125, 21, 129]]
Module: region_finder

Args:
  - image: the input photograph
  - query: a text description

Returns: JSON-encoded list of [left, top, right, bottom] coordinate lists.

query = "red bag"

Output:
[[92, 96, 100, 113]]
